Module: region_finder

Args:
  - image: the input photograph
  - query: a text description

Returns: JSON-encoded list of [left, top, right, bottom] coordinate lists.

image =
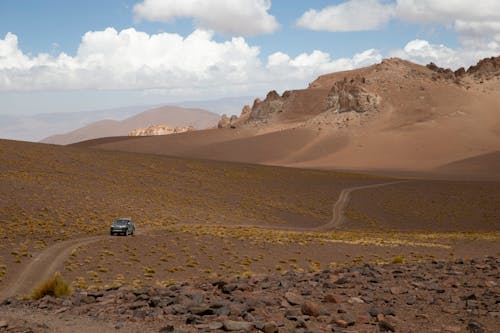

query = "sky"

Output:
[[1, 0, 499, 115]]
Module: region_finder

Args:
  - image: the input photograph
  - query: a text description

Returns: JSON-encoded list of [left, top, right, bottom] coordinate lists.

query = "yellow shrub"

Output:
[[30, 272, 72, 300]]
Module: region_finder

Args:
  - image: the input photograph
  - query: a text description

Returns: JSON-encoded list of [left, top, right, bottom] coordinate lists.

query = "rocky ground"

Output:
[[1, 257, 499, 333]]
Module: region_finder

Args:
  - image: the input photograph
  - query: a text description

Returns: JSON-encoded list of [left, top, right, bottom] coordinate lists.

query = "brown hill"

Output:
[[41, 106, 219, 145], [74, 57, 500, 180]]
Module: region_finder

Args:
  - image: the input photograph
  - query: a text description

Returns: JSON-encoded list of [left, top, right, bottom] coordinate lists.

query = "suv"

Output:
[[110, 218, 136, 236]]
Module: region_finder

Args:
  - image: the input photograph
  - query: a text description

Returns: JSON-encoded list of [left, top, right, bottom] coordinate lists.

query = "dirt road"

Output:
[[0, 236, 107, 300], [315, 181, 407, 231], [0, 182, 405, 300]]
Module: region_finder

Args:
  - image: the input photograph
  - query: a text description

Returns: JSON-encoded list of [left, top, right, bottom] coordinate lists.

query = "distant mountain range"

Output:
[[0, 96, 251, 142], [41, 106, 220, 145]]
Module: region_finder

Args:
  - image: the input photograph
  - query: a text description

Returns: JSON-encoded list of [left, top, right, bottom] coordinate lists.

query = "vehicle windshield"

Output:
[[113, 220, 129, 225]]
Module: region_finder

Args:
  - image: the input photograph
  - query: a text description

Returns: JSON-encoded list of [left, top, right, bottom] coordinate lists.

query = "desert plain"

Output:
[[1, 57, 500, 332]]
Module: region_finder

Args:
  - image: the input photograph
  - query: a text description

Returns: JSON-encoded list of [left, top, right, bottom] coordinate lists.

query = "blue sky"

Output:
[[0, 1, 458, 58], [0, 0, 498, 115]]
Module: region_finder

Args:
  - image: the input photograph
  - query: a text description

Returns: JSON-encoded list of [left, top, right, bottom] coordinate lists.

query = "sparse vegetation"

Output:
[[29, 272, 72, 300]]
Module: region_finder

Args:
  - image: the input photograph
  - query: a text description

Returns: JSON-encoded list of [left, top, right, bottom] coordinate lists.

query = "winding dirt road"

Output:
[[0, 236, 107, 300], [0, 181, 405, 300], [315, 181, 407, 231]]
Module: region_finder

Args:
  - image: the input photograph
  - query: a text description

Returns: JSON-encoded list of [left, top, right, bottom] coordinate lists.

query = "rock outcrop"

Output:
[[218, 104, 253, 129], [323, 76, 379, 114], [466, 56, 500, 79], [128, 125, 194, 136]]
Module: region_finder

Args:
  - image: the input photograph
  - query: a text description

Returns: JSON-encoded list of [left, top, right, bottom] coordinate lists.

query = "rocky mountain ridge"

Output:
[[218, 56, 500, 130]]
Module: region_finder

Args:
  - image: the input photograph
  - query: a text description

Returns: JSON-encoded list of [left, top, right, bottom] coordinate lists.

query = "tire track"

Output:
[[315, 181, 408, 231]]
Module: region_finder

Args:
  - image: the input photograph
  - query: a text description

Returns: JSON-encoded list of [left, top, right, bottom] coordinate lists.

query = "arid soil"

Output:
[[1, 139, 499, 295], [1, 257, 498, 332]]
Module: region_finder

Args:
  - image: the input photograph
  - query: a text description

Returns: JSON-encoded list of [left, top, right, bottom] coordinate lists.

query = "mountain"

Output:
[[0, 105, 155, 142], [74, 56, 500, 180], [0, 96, 251, 143], [41, 106, 219, 145]]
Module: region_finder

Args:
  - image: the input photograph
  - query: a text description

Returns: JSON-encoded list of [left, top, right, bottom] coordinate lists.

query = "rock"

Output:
[[262, 321, 278, 333], [265, 90, 280, 101], [0, 320, 8, 329], [223, 320, 254, 331], [369, 307, 379, 317], [324, 294, 340, 303], [188, 305, 214, 316], [324, 77, 379, 114], [466, 321, 485, 333], [218, 114, 230, 128], [54, 306, 69, 314], [159, 325, 174, 332], [389, 287, 403, 295], [129, 125, 194, 136], [133, 310, 148, 319], [301, 300, 321, 317], [334, 276, 349, 284], [222, 283, 238, 294], [333, 319, 349, 328], [208, 322, 224, 330], [406, 295, 417, 305], [379, 320, 396, 332], [347, 297, 364, 304], [128, 301, 148, 310], [488, 311, 500, 318], [285, 292, 304, 305]]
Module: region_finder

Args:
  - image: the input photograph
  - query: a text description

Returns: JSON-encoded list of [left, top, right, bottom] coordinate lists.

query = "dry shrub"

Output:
[[30, 272, 72, 300]]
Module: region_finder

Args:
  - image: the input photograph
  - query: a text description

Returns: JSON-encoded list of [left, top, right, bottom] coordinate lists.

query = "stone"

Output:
[[222, 283, 238, 294], [0, 320, 7, 329], [263, 321, 278, 333], [347, 297, 364, 304], [466, 321, 484, 333], [333, 319, 349, 328], [159, 325, 174, 332], [369, 307, 379, 317], [223, 320, 254, 331], [324, 294, 340, 303], [406, 295, 417, 305], [335, 277, 349, 284], [379, 320, 396, 332], [208, 322, 224, 330], [285, 292, 304, 305], [188, 305, 214, 316], [301, 300, 321, 317], [128, 301, 148, 310]]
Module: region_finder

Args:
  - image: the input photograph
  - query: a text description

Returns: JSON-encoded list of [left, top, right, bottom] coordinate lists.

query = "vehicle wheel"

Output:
[[110, 232, 114, 236]]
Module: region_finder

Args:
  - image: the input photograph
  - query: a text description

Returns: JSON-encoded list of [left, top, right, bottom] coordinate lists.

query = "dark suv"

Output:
[[110, 218, 136, 236]]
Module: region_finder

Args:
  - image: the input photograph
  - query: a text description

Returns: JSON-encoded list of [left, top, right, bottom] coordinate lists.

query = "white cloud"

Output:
[[296, 0, 395, 32], [396, 0, 500, 24], [0, 29, 384, 96], [390, 39, 500, 69], [296, 1, 500, 49], [263, 49, 382, 93], [133, 0, 279, 36]]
